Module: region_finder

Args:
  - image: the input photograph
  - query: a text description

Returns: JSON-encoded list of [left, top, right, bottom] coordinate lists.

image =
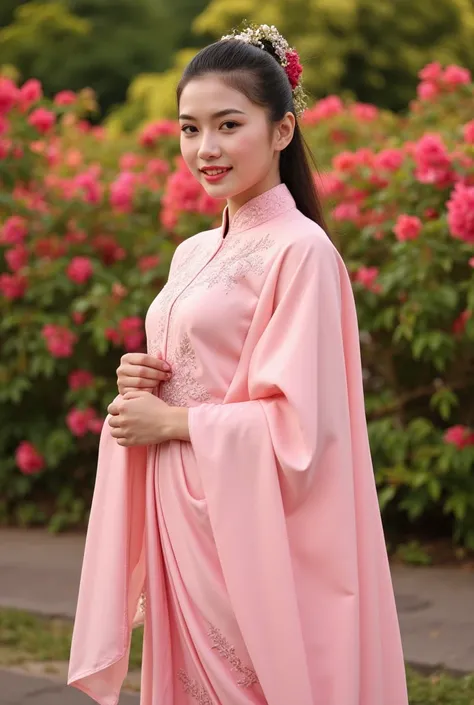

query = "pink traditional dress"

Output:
[[68, 183, 408, 705]]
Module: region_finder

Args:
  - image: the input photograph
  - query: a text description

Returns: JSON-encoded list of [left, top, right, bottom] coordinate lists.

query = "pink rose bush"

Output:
[[2, 67, 474, 544]]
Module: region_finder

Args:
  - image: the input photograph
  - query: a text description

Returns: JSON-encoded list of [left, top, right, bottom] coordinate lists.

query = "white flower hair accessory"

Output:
[[220, 23, 308, 117]]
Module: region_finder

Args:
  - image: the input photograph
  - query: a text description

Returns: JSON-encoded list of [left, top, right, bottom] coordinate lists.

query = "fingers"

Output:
[[120, 353, 171, 373]]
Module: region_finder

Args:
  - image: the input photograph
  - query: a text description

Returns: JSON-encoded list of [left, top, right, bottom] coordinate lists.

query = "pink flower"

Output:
[[350, 103, 379, 121], [355, 266, 381, 293], [66, 256, 94, 284], [66, 407, 96, 437], [0, 273, 27, 299], [15, 441, 44, 474], [110, 171, 136, 213], [42, 324, 77, 358], [463, 120, 474, 145], [301, 96, 343, 125], [469, 257, 474, 268], [89, 417, 104, 434], [123, 332, 145, 351], [394, 214, 423, 242], [414, 133, 454, 188], [316, 172, 345, 198], [139, 120, 179, 148], [0, 77, 18, 114], [1, 215, 28, 244], [5, 244, 28, 272], [74, 170, 103, 204], [442, 65, 471, 88], [19, 79, 43, 110], [333, 151, 359, 172], [68, 370, 94, 390], [119, 316, 143, 333], [160, 159, 221, 228], [418, 62, 443, 83], [145, 158, 169, 177], [444, 425, 474, 449], [331, 202, 360, 223], [447, 183, 474, 243], [374, 148, 404, 172], [28, 108, 55, 134], [417, 81, 439, 101], [54, 90, 76, 106]]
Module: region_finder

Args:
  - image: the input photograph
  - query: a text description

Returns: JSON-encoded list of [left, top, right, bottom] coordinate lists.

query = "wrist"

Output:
[[166, 406, 190, 442]]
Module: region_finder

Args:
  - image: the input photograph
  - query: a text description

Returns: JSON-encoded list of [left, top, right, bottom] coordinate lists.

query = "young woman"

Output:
[[68, 24, 408, 705]]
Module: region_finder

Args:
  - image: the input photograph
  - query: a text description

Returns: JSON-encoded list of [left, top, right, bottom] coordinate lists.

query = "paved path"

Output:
[[1, 528, 474, 703], [0, 669, 138, 705]]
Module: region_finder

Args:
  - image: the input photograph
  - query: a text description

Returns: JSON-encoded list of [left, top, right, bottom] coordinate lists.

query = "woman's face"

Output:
[[178, 75, 293, 211]]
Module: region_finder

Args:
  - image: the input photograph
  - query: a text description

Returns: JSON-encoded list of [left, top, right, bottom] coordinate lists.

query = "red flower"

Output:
[[110, 171, 136, 213], [355, 266, 381, 293], [42, 324, 77, 358], [417, 82, 439, 101], [139, 120, 179, 148], [452, 310, 471, 336], [393, 215, 422, 242], [15, 441, 45, 475], [68, 370, 95, 390], [66, 407, 96, 437], [28, 108, 56, 134], [138, 255, 161, 272], [66, 256, 94, 284], [350, 103, 379, 121], [285, 50, 303, 89], [5, 244, 28, 272], [444, 425, 474, 449], [1, 215, 28, 244], [0, 273, 27, 299]]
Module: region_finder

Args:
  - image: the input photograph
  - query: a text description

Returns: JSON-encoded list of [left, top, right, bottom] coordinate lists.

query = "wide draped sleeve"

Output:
[[187, 230, 408, 705]]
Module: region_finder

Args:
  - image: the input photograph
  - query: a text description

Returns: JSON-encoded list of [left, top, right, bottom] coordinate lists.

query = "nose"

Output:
[[197, 132, 221, 161]]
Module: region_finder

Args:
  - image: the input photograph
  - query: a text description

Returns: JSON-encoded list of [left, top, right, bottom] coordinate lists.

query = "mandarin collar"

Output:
[[220, 183, 295, 238]]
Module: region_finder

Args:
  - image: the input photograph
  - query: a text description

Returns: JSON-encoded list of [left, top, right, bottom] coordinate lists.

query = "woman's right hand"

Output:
[[116, 352, 172, 395]]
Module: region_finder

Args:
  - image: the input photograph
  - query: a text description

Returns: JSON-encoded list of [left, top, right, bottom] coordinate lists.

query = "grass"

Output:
[[1, 608, 474, 703]]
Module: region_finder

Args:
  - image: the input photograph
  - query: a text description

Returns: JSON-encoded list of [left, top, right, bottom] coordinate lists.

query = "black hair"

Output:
[[177, 39, 329, 233]]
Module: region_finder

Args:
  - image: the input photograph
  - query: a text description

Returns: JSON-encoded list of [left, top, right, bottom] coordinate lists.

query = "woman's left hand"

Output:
[[107, 390, 172, 447]]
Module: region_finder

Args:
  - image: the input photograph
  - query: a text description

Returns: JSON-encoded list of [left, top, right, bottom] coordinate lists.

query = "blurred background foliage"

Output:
[[1, 0, 474, 128]]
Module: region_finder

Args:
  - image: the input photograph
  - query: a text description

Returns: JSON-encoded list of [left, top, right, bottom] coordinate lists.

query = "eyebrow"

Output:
[[178, 108, 246, 121]]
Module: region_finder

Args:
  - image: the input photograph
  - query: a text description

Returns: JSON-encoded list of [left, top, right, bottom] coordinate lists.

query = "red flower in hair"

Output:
[[285, 51, 303, 89]]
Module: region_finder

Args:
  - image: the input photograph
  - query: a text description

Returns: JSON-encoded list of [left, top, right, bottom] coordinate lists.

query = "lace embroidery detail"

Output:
[[228, 183, 294, 235], [148, 239, 210, 355], [159, 334, 211, 407], [138, 591, 146, 616], [208, 624, 259, 688], [177, 670, 212, 705], [205, 233, 273, 293]]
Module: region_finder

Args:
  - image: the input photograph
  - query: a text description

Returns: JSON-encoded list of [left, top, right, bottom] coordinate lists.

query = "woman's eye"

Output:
[[221, 121, 239, 130], [181, 125, 197, 134]]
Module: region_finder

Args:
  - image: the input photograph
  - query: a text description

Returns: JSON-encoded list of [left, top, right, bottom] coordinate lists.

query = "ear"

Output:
[[274, 111, 296, 152]]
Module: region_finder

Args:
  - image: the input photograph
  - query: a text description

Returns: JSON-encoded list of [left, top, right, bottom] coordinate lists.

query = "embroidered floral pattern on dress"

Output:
[[208, 624, 259, 688], [138, 591, 146, 616], [227, 183, 294, 236], [159, 334, 211, 407], [177, 669, 213, 705]]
